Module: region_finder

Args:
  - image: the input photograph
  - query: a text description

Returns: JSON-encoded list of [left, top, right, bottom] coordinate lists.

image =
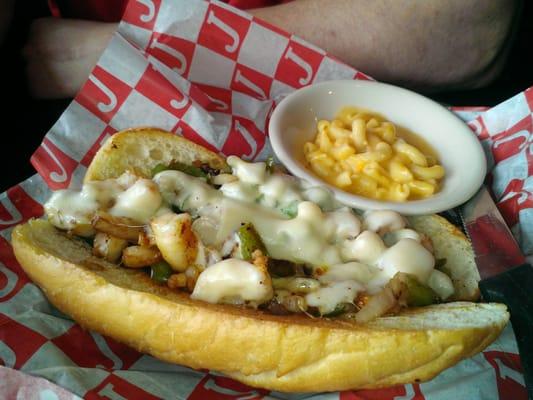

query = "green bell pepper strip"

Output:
[[150, 261, 174, 284], [237, 223, 268, 261]]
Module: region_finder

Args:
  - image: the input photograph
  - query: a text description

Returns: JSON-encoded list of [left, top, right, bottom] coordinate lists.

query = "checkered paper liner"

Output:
[[1, 0, 531, 398]]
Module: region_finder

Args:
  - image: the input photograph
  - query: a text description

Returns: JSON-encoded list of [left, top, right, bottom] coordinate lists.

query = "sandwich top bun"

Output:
[[84, 127, 229, 182], [11, 128, 509, 392]]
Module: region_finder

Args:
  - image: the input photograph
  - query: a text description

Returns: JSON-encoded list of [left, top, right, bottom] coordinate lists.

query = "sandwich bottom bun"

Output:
[[11, 128, 509, 392], [12, 220, 508, 392]]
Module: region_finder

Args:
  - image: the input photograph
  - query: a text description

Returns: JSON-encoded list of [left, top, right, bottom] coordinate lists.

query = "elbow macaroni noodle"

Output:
[[304, 107, 445, 201]]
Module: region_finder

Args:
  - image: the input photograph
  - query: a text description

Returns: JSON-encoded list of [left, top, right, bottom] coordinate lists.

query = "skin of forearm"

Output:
[[249, 0, 516, 92], [24, 0, 516, 98], [24, 19, 118, 98]]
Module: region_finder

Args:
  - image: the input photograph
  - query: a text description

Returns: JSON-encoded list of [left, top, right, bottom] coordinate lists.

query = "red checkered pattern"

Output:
[[29, 0, 372, 183], [146, 32, 197, 78], [51, 325, 142, 370], [84, 373, 162, 399], [193, 83, 233, 113], [274, 37, 325, 88], [0, 315, 48, 369], [80, 126, 118, 168], [187, 374, 269, 400], [0, 236, 30, 303], [0, 0, 530, 399], [76, 65, 134, 124], [340, 384, 425, 400], [0, 186, 43, 231], [468, 87, 533, 254], [122, 0, 162, 32]]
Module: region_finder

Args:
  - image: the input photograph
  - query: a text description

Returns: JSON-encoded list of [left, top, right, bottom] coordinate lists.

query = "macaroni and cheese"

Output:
[[303, 107, 445, 201]]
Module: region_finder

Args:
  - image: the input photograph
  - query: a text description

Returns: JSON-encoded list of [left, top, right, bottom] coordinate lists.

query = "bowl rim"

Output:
[[268, 79, 487, 215]]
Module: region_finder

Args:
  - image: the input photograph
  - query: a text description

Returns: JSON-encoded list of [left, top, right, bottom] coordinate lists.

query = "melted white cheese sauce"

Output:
[[378, 238, 435, 283], [44, 158, 454, 311], [155, 170, 348, 266], [306, 280, 364, 314], [191, 258, 273, 304], [45, 172, 162, 228]]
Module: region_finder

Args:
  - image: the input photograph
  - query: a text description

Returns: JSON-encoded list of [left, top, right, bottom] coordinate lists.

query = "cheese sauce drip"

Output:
[[154, 169, 360, 266], [191, 259, 273, 305], [45, 172, 162, 230]]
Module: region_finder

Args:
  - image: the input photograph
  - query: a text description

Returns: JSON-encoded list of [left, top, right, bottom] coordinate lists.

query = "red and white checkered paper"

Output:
[[1, 0, 531, 398]]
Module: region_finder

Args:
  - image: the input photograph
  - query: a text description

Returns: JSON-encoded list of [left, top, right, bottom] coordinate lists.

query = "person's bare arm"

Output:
[[249, 0, 518, 91], [24, 18, 117, 99], [24, 0, 517, 99]]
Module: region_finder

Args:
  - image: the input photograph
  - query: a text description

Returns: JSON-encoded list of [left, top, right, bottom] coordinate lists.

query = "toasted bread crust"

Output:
[[12, 219, 508, 392], [84, 127, 229, 182], [11, 128, 508, 392], [408, 215, 480, 301]]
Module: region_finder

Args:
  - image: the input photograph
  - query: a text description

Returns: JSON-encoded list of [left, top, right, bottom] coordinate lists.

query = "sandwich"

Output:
[[11, 127, 509, 392]]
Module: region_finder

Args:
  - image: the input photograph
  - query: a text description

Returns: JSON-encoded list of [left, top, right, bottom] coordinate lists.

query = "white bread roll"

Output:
[[11, 128, 509, 392]]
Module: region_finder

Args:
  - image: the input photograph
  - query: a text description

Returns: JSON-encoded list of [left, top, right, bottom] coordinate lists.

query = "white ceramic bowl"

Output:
[[269, 80, 486, 215]]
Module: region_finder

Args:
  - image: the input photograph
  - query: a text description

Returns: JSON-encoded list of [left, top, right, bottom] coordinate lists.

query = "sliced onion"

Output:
[[191, 217, 218, 246], [92, 211, 143, 242], [122, 245, 162, 268], [354, 286, 397, 323], [210, 173, 238, 186], [355, 273, 408, 323]]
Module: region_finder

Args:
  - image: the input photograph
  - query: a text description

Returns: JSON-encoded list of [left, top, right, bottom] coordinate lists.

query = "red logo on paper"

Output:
[[232, 64, 273, 101], [221, 117, 265, 160], [498, 179, 533, 228], [198, 4, 251, 60], [0, 185, 43, 229], [85, 373, 161, 400], [341, 384, 425, 400], [354, 70, 373, 81], [147, 33, 196, 79], [0, 315, 47, 369], [174, 120, 218, 154], [76, 66, 133, 124], [491, 116, 532, 163], [31, 138, 78, 190], [497, 187, 522, 228], [122, 0, 162, 31], [275, 40, 324, 89], [52, 325, 141, 370], [188, 374, 269, 400], [0, 237, 31, 302], [80, 126, 118, 168], [193, 84, 232, 113], [136, 64, 191, 119], [468, 117, 491, 141], [484, 351, 528, 399], [524, 86, 533, 112]]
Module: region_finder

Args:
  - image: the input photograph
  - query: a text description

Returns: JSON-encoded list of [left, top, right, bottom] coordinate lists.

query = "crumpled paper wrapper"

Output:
[[0, 0, 530, 398], [0, 366, 82, 400]]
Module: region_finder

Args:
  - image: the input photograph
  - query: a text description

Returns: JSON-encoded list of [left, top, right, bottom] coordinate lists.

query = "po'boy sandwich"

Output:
[[11, 128, 509, 392]]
